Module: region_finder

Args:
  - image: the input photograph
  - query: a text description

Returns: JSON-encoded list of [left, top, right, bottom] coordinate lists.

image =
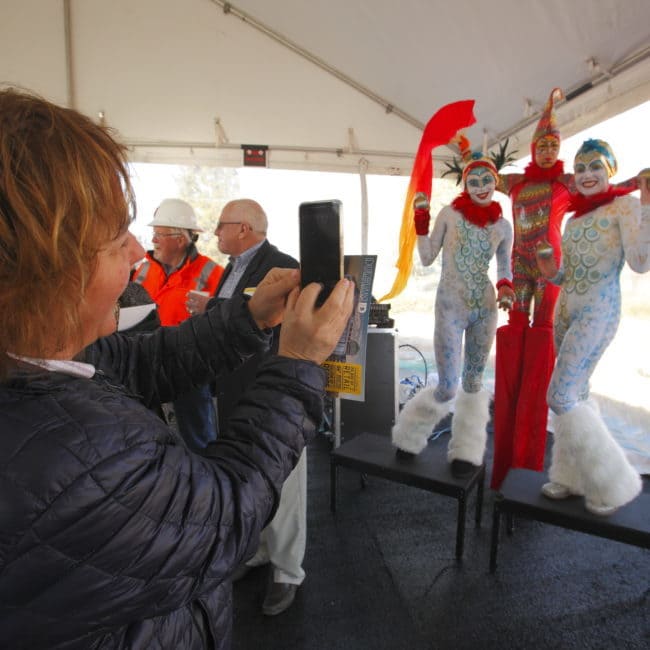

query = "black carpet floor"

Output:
[[232, 430, 649, 650]]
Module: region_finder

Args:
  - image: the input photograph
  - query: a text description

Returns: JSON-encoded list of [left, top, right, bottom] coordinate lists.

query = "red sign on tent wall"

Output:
[[242, 145, 268, 167]]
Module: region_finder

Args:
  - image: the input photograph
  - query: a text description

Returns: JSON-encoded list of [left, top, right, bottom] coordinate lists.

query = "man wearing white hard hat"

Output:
[[132, 198, 224, 450], [133, 198, 223, 326]]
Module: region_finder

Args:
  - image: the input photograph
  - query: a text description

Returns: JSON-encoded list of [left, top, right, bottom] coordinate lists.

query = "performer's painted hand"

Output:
[[497, 285, 515, 311], [413, 192, 431, 235]]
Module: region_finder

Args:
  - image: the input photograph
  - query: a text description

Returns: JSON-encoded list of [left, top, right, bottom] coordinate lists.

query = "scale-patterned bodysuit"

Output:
[[548, 195, 650, 413], [545, 194, 649, 509], [418, 205, 512, 402]]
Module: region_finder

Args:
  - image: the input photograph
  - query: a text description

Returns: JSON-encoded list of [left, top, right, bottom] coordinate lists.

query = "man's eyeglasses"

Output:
[[215, 221, 243, 230], [152, 231, 183, 239]]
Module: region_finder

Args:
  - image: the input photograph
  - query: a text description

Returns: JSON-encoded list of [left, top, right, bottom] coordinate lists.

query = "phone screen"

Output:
[[299, 200, 343, 306]]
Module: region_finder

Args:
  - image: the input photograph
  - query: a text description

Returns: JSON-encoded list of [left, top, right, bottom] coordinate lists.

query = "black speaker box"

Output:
[[340, 328, 398, 441]]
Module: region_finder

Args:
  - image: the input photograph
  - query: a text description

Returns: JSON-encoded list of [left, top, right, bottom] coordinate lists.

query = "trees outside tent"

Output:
[[175, 165, 240, 266]]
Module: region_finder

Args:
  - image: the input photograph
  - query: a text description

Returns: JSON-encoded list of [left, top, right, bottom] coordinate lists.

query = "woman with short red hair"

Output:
[[0, 87, 353, 650]]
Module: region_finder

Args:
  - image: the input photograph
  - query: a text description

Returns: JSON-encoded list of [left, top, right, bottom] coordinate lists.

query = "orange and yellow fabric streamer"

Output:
[[379, 100, 476, 302]]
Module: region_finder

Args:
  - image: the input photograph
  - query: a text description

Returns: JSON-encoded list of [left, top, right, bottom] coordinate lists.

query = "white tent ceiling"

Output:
[[2, 0, 649, 175]]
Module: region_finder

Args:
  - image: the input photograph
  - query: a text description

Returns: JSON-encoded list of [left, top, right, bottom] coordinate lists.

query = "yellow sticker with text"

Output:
[[322, 361, 362, 395]]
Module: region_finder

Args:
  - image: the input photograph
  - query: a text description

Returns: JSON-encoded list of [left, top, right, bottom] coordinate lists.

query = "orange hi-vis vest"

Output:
[[132, 248, 223, 326]]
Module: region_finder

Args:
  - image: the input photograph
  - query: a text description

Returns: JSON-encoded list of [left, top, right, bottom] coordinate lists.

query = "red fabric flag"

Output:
[[380, 100, 476, 302]]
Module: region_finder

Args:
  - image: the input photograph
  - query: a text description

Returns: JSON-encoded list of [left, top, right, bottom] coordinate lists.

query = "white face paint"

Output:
[[465, 166, 496, 206], [574, 152, 609, 196]]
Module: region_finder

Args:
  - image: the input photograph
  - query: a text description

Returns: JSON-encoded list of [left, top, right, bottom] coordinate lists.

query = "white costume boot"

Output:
[[547, 402, 642, 515], [391, 386, 453, 455], [447, 389, 490, 475]]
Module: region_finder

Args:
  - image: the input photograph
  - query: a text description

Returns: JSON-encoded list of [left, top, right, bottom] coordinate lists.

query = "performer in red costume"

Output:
[[491, 88, 569, 489], [491, 89, 638, 489]]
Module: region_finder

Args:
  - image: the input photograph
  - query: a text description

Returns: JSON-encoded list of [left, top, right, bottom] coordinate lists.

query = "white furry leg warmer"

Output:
[[549, 402, 642, 509], [391, 386, 453, 455], [447, 389, 490, 466]]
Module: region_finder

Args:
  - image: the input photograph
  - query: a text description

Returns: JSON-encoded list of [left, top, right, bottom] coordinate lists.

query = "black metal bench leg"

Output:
[[456, 494, 467, 561], [330, 461, 338, 513], [490, 501, 501, 573], [475, 466, 485, 528]]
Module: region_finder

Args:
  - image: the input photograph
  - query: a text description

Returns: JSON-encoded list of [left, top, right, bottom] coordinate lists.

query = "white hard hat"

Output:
[[148, 198, 203, 232]]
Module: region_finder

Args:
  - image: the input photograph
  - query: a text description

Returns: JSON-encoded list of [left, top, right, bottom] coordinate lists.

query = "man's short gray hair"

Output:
[[225, 199, 268, 234]]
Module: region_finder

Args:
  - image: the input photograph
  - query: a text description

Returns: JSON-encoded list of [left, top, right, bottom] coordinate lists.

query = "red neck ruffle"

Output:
[[569, 185, 635, 218], [523, 160, 565, 182], [452, 192, 502, 227]]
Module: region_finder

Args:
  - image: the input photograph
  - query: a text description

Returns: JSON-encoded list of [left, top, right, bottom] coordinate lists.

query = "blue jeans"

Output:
[[173, 384, 217, 452]]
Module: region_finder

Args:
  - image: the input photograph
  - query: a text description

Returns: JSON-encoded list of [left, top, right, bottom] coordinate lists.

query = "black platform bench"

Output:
[[330, 432, 485, 560], [490, 468, 650, 572]]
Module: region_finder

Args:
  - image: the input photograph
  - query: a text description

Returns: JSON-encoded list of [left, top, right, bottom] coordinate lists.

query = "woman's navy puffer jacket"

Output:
[[0, 296, 326, 649]]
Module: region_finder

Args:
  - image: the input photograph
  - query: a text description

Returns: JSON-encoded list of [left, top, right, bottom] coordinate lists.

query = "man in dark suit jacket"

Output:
[[188, 198, 304, 616], [191, 199, 299, 423]]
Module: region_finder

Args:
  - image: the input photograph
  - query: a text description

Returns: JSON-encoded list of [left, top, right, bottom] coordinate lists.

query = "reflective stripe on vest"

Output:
[[196, 259, 218, 291], [132, 261, 151, 284]]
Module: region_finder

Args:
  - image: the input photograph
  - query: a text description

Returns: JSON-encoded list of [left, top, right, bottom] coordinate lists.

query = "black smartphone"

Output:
[[299, 200, 343, 306]]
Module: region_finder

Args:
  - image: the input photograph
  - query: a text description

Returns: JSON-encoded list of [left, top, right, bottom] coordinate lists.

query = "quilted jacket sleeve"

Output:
[[0, 353, 325, 647], [82, 356, 323, 622], [84, 293, 271, 408]]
